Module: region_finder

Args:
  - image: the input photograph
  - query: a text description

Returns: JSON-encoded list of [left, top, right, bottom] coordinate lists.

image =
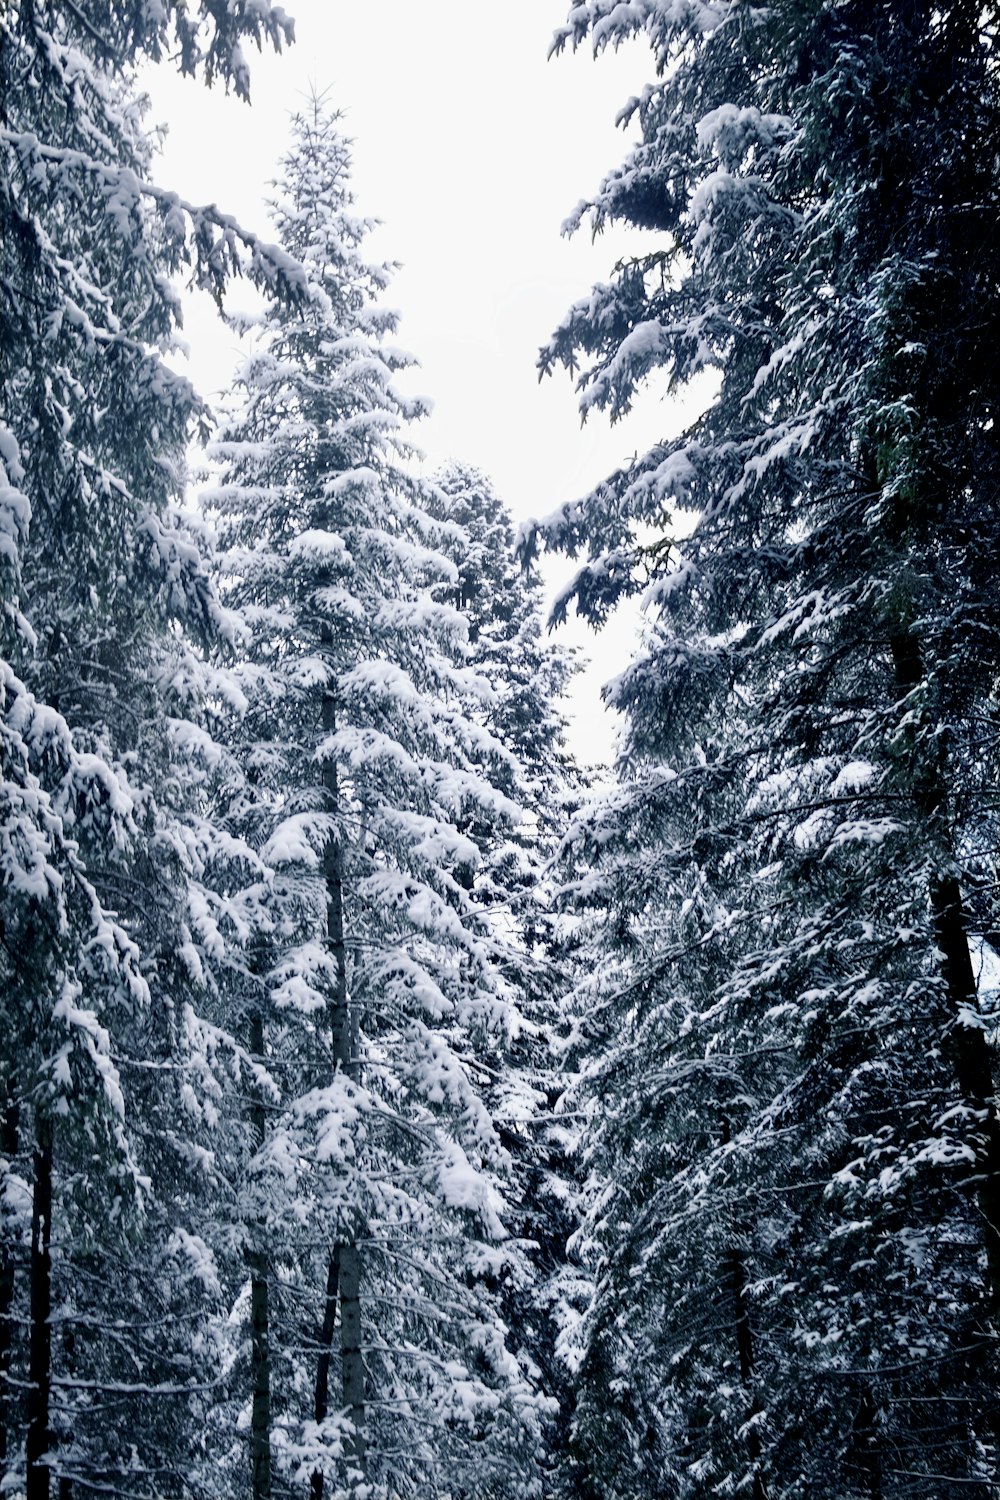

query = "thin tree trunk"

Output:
[[310, 1248, 340, 1500], [725, 1242, 767, 1500], [324, 754, 355, 1077], [248, 1012, 271, 1500], [850, 1388, 882, 1500], [0, 1087, 19, 1473], [889, 628, 1000, 1307], [248, 1259, 271, 1500], [313, 684, 365, 1497], [26, 1115, 52, 1500], [720, 1117, 767, 1500]]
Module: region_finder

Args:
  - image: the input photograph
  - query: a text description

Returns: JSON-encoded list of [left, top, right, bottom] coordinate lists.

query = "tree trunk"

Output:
[[313, 683, 365, 1497], [324, 750, 355, 1077], [725, 1241, 767, 1500], [0, 1087, 19, 1473], [248, 1012, 271, 1500], [889, 627, 1000, 1308], [249, 1264, 270, 1500], [338, 1243, 365, 1478], [850, 1388, 882, 1500], [26, 1115, 52, 1500], [310, 1248, 340, 1500], [720, 1117, 767, 1500]]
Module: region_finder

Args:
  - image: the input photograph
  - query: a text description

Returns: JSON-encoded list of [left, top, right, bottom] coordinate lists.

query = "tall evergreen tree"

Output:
[[206, 101, 546, 1500], [426, 462, 585, 1495], [526, 2, 1000, 1495], [0, 2, 300, 1492], [428, 462, 578, 850]]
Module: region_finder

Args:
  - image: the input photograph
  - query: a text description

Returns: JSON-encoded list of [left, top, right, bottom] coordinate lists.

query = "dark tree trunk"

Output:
[[725, 1242, 767, 1500], [248, 1012, 271, 1500], [249, 1265, 270, 1500], [310, 1247, 340, 1500], [338, 1242, 365, 1478], [850, 1388, 882, 1500], [889, 627, 1000, 1308], [0, 1087, 20, 1473], [324, 753, 355, 1077], [720, 1117, 767, 1500], [727, 1241, 755, 1386], [26, 1115, 52, 1500], [312, 683, 365, 1499]]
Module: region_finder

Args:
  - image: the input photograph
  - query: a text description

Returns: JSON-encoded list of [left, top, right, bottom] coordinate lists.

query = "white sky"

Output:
[[145, 1, 694, 765]]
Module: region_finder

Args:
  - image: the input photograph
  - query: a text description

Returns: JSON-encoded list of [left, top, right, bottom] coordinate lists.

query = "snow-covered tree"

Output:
[[526, 2, 1000, 1495], [206, 100, 546, 1500], [0, 1, 301, 1492], [428, 463, 578, 846], [425, 463, 585, 1494]]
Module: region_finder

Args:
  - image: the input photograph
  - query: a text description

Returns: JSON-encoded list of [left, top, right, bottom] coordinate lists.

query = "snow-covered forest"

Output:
[[2, 2, 999, 1498]]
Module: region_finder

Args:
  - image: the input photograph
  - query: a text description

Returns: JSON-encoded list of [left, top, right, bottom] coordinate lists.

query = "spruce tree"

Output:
[[426, 463, 585, 1495], [207, 101, 546, 1500], [1, 1, 299, 1491], [528, 2, 1000, 1495]]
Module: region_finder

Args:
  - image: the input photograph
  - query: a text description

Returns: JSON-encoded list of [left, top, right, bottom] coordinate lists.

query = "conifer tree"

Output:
[[207, 101, 546, 1500], [1, 1, 300, 1491], [527, 2, 1000, 1495], [426, 463, 585, 1494]]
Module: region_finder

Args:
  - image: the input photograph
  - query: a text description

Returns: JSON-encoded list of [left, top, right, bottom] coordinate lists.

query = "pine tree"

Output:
[[206, 100, 546, 1500], [527, 2, 1000, 1495]]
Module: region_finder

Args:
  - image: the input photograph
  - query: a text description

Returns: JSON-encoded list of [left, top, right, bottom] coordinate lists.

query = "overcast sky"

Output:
[[145, 2, 692, 763]]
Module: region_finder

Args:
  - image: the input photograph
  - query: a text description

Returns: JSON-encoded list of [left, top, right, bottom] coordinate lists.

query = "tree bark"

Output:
[[850, 1388, 882, 1500], [889, 627, 1000, 1308], [26, 1114, 52, 1500], [313, 684, 365, 1498], [249, 1263, 270, 1500], [324, 748, 355, 1077], [0, 1087, 19, 1474], [725, 1241, 767, 1500], [248, 1012, 271, 1500], [337, 1242, 365, 1478], [310, 1248, 340, 1500], [720, 1117, 767, 1500]]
